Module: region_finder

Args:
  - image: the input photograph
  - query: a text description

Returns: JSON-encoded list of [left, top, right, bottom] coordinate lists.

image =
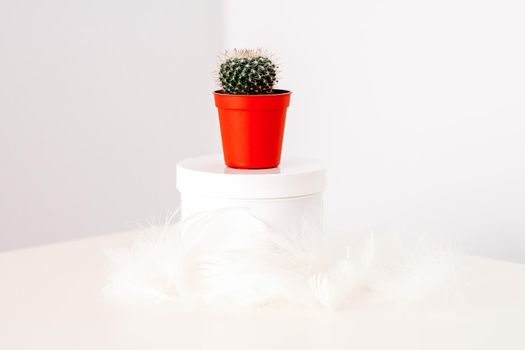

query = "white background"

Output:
[[0, 0, 222, 249], [2, 0, 524, 263]]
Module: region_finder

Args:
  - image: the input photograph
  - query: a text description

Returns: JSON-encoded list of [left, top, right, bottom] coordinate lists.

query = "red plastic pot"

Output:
[[214, 89, 291, 169]]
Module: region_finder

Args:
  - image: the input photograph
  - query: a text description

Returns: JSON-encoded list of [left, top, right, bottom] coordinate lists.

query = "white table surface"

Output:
[[1, 231, 524, 349]]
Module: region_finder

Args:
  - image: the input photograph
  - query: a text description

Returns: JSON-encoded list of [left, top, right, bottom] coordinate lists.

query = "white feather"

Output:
[[104, 209, 460, 309]]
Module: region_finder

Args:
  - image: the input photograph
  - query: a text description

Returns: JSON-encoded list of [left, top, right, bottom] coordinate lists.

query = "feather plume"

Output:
[[104, 208, 459, 309]]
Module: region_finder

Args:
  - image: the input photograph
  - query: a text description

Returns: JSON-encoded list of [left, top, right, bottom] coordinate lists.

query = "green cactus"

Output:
[[218, 49, 278, 95]]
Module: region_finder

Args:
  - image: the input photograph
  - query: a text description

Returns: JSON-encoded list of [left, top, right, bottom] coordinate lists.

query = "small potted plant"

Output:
[[214, 49, 291, 169]]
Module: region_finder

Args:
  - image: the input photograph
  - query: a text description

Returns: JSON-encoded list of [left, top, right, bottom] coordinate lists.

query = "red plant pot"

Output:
[[214, 89, 291, 169]]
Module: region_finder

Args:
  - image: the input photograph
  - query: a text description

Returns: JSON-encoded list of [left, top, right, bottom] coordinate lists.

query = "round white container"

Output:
[[176, 155, 326, 234]]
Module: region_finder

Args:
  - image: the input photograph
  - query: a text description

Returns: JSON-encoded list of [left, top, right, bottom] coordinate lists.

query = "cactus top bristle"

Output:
[[217, 49, 278, 95]]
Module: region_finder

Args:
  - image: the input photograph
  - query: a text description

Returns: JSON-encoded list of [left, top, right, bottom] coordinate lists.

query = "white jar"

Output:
[[176, 155, 326, 235]]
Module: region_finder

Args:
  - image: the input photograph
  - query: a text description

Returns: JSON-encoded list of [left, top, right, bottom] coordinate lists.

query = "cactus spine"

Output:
[[218, 49, 278, 95]]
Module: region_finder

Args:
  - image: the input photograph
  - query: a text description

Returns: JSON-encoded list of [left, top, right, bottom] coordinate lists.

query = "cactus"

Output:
[[218, 49, 278, 95]]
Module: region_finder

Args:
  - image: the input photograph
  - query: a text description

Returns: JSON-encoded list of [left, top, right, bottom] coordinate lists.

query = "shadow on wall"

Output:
[[0, 0, 223, 251]]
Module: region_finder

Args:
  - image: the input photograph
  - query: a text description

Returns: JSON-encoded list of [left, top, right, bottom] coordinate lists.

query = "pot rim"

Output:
[[213, 89, 291, 97]]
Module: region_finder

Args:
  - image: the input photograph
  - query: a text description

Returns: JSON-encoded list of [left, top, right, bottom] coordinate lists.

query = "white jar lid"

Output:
[[177, 155, 326, 199]]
